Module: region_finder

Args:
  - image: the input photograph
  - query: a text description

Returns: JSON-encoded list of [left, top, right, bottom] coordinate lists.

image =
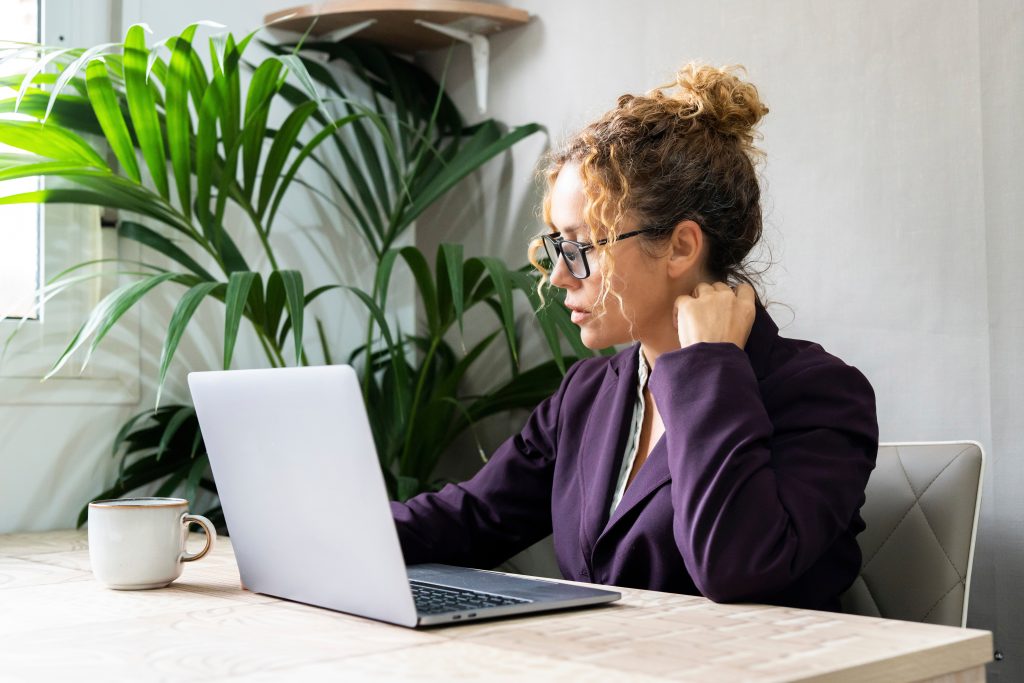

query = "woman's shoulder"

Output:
[[767, 332, 870, 383], [763, 334, 877, 426]]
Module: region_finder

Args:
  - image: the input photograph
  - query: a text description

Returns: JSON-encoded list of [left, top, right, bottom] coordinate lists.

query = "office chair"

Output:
[[841, 441, 985, 627]]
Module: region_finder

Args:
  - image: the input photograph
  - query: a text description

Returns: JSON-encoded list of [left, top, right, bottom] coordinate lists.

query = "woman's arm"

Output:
[[389, 360, 584, 569], [649, 341, 879, 603]]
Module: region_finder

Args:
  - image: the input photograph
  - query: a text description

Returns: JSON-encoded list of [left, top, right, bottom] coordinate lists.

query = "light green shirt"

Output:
[[608, 345, 651, 517]]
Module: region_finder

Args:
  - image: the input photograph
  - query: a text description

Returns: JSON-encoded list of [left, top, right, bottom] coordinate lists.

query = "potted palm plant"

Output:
[[0, 22, 608, 528]]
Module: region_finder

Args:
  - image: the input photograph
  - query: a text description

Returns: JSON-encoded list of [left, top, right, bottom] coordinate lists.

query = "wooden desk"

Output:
[[0, 531, 991, 682]]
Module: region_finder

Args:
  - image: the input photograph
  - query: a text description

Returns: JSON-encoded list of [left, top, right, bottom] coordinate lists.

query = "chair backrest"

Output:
[[840, 441, 984, 627]]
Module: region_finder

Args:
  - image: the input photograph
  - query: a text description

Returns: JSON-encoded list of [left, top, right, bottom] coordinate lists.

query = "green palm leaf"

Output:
[[166, 23, 201, 217], [156, 406, 195, 461], [43, 42, 121, 122], [118, 220, 214, 281], [223, 271, 259, 369], [277, 270, 304, 365], [0, 158, 100, 181], [477, 257, 519, 370], [46, 271, 178, 380], [0, 119, 107, 167], [194, 71, 223, 229], [276, 284, 340, 349], [402, 122, 543, 229], [436, 330, 499, 398], [263, 270, 286, 343], [272, 80, 383, 242], [157, 281, 222, 407], [256, 99, 317, 219], [400, 247, 438, 335], [0, 91, 104, 137], [270, 53, 327, 117], [374, 248, 400, 309], [15, 47, 73, 112], [81, 176, 197, 237], [110, 408, 156, 458], [85, 58, 141, 182], [437, 243, 464, 333], [345, 285, 409, 412], [263, 112, 363, 239], [2, 267, 161, 365], [123, 24, 169, 199], [467, 360, 569, 422], [240, 59, 282, 199], [143, 37, 171, 83], [184, 455, 208, 506]]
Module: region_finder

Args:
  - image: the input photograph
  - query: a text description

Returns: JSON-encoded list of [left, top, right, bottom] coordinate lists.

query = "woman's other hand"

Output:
[[673, 282, 756, 350]]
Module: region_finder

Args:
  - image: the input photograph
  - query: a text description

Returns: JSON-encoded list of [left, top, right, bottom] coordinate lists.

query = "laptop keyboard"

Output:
[[410, 580, 531, 615]]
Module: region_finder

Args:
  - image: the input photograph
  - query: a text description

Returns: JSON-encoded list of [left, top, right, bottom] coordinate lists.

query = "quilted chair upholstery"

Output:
[[840, 442, 985, 627]]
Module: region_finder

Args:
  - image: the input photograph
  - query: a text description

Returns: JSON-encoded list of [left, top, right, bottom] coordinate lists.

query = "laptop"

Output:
[[187, 364, 621, 627]]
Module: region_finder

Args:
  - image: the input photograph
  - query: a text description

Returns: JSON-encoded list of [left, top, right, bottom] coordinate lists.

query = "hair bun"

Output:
[[651, 62, 768, 145]]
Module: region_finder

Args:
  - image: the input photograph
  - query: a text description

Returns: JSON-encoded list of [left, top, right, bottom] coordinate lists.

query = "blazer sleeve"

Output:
[[389, 360, 584, 568], [648, 341, 879, 603]]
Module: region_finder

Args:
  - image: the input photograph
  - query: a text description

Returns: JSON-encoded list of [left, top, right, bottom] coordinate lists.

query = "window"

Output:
[[0, 0, 42, 320], [0, 0, 138, 405]]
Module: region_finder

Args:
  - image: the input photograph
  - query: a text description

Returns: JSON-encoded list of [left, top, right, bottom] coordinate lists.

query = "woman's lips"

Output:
[[567, 306, 591, 324]]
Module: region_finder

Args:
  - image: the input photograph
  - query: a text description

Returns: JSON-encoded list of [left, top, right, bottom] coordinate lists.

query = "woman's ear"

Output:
[[665, 220, 703, 279]]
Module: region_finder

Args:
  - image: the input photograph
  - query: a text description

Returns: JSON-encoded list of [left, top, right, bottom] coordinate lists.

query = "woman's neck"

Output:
[[639, 327, 681, 372]]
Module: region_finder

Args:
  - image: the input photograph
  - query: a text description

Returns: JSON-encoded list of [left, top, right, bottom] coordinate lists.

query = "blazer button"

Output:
[[580, 568, 589, 578]]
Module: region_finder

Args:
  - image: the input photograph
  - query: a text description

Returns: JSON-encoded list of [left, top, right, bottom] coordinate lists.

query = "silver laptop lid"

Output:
[[188, 365, 418, 627]]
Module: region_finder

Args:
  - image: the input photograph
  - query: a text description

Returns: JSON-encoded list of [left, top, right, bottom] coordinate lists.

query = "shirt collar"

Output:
[[637, 344, 651, 390]]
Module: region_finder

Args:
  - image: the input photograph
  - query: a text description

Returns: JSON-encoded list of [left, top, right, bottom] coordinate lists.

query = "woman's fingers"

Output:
[[675, 281, 757, 349], [693, 282, 716, 297]]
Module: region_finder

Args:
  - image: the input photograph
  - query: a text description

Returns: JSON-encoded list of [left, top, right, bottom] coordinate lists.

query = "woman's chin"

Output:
[[578, 326, 621, 351]]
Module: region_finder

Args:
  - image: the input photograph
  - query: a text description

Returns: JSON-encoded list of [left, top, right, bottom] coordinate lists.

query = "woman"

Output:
[[390, 63, 878, 612]]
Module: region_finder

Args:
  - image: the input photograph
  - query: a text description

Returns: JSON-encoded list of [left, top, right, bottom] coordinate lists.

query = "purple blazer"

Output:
[[390, 299, 879, 611]]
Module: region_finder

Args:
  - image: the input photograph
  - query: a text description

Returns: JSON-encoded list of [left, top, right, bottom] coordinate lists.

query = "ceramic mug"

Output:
[[87, 497, 217, 590]]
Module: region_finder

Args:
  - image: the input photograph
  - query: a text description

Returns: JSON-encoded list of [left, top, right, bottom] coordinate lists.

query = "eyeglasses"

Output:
[[539, 228, 659, 280]]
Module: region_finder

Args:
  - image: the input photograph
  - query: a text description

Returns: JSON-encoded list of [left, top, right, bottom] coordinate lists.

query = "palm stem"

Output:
[[398, 334, 440, 475], [254, 326, 284, 367]]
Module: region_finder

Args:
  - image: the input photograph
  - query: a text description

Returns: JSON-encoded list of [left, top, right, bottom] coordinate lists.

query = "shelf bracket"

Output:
[[321, 18, 377, 44], [413, 19, 490, 114]]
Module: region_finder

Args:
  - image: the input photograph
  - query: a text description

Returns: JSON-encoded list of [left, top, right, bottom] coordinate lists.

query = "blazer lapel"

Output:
[[598, 436, 670, 543], [576, 345, 639, 558]]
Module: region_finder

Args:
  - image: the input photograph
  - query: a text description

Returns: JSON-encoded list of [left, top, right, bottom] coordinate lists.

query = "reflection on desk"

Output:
[[0, 530, 992, 682]]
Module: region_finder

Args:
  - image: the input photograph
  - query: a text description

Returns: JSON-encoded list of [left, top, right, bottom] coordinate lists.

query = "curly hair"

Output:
[[530, 62, 771, 319]]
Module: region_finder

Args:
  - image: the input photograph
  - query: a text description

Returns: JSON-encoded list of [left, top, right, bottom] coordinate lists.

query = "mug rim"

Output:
[[89, 497, 189, 509]]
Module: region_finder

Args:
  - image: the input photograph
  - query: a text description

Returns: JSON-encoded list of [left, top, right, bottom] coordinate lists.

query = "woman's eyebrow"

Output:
[[552, 223, 582, 234]]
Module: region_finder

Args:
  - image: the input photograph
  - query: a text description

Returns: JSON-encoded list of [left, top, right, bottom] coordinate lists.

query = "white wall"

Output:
[[979, 0, 1024, 672], [413, 0, 1020, 678]]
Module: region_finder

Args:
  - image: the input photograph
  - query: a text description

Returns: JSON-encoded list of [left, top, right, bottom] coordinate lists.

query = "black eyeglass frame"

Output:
[[540, 227, 661, 280]]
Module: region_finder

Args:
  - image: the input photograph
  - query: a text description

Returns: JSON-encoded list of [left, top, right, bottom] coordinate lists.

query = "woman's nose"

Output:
[[548, 254, 578, 290]]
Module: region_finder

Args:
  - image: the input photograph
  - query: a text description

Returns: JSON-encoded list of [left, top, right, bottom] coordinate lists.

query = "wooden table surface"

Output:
[[0, 530, 992, 682]]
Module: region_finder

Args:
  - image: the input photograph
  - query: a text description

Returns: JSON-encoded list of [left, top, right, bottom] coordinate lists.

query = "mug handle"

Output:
[[181, 514, 217, 562]]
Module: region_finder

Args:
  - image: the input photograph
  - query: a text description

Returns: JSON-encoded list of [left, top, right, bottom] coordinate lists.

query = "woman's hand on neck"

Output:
[[639, 281, 756, 371]]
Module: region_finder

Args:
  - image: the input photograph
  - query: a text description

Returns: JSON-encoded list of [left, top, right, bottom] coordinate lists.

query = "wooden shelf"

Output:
[[265, 0, 530, 54]]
